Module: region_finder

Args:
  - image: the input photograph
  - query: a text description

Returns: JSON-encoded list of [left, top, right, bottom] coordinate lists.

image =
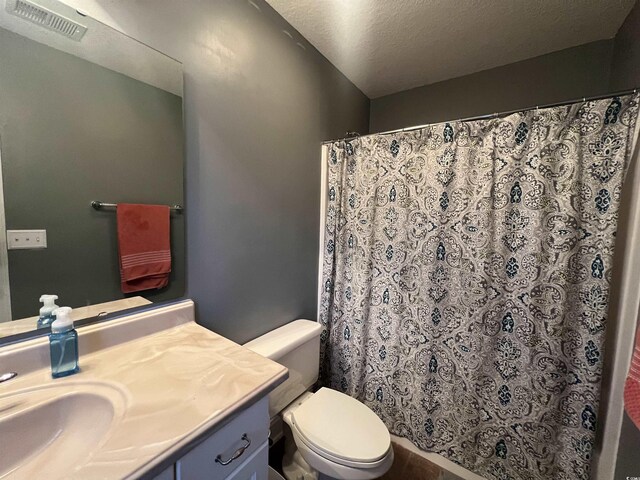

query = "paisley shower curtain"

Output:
[[319, 94, 639, 480]]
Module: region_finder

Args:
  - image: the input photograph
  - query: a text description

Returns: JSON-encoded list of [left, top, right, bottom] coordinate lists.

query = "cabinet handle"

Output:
[[215, 434, 251, 466]]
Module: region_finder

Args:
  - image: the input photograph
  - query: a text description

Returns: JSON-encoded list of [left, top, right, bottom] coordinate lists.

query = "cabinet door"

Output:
[[178, 397, 269, 480], [152, 465, 174, 480], [226, 442, 268, 480]]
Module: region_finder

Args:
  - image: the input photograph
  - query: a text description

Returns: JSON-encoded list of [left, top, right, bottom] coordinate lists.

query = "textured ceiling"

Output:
[[265, 0, 636, 98]]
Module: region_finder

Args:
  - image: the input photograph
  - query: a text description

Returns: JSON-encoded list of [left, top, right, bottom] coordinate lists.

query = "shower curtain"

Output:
[[319, 94, 640, 480]]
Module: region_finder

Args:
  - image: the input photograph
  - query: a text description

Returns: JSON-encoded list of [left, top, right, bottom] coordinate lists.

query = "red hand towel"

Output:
[[624, 324, 640, 430], [117, 203, 171, 293]]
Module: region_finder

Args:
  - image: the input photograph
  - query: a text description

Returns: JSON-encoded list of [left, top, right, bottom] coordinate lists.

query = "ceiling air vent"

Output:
[[6, 0, 87, 41]]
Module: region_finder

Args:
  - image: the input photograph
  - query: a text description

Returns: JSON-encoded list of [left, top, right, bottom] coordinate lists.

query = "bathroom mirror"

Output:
[[0, 0, 185, 342]]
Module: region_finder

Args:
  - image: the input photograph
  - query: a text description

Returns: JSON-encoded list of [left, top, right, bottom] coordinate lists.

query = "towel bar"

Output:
[[91, 201, 183, 213]]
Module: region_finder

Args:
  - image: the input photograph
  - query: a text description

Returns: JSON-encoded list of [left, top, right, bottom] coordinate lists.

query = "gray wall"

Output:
[[611, 0, 640, 91], [0, 27, 185, 319], [69, 0, 369, 344], [369, 40, 615, 132]]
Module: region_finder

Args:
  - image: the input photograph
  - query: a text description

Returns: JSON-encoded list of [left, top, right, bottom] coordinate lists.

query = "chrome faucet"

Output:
[[0, 372, 17, 383]]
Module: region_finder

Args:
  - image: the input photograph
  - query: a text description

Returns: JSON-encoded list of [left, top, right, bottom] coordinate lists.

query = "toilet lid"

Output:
[[291, 388, 390, 464]]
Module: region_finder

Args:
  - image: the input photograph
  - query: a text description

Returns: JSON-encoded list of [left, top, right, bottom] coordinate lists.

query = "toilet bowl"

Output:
[[244, 320, 393, 480], [282, 390, 393, 480]]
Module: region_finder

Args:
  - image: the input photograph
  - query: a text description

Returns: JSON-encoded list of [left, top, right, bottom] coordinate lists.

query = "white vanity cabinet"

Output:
[[153, 396, 270, 480]]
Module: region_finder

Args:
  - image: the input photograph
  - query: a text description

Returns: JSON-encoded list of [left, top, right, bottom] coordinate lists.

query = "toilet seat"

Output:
[[288, 388, 391, 469]]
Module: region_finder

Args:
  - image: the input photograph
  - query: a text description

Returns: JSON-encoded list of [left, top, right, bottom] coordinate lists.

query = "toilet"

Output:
[[244, 320, 394, 480]]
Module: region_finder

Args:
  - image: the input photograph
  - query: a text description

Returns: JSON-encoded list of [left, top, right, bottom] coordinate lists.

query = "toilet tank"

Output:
[[244, 320, 321, 418]]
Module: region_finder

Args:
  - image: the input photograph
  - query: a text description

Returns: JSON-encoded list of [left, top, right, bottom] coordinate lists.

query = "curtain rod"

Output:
[[322, 87, 640, 145]]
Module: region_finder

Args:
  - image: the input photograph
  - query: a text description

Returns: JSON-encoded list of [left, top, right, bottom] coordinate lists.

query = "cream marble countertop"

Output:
[[0, 302, 287, 479]]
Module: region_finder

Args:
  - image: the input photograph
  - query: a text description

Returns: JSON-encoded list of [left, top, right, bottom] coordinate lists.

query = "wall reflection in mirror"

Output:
[[0, 0, 185, 341]]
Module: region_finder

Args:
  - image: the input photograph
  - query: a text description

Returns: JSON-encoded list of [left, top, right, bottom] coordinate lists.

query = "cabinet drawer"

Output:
[[179, 397, 269, 480]]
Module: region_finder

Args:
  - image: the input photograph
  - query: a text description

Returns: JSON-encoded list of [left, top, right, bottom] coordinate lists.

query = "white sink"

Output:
[[0, 383, 125, 479]]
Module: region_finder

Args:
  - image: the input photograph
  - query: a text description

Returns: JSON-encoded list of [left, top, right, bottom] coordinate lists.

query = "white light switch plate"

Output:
[[7, 230, 47, 250]]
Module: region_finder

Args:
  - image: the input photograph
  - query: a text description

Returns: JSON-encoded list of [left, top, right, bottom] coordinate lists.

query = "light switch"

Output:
[[7, 230, 47, 250]]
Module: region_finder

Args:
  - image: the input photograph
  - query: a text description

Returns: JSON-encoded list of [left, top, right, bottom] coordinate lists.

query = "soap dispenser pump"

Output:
[[49, 307, 79, 378], [37, 294, 59, 329]]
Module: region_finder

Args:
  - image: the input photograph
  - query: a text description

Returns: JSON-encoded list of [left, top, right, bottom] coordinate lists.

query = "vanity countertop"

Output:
[[0, 303, 288, 479]]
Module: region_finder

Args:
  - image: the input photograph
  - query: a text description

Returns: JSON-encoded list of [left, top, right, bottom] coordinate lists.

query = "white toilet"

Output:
[[244, 320, 394, 480]]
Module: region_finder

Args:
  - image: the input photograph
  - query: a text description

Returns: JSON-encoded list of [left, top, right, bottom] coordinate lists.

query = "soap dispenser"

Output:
[[49, 307, 79, 378], [37, 294, 59, 329]]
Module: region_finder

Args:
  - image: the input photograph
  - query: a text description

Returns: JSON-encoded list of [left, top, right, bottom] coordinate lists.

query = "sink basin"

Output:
[[0, 383, 125, 479]]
